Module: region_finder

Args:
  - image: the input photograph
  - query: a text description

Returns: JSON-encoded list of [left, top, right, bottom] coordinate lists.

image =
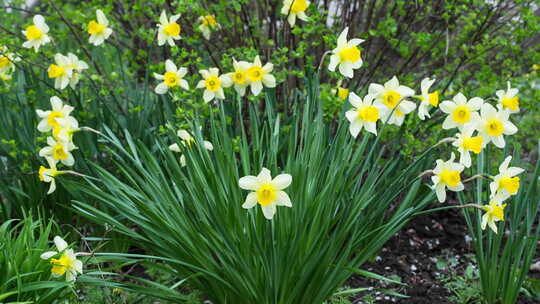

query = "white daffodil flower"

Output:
[[246, 56, 276, 96], [22, 15, 51, 52], [431, 153, 465, 202], [38, 157, 59, 194], [65, 53, 88, 89], [169, 129, 213, 167], [36, 96, 75, 133], [196, 68, 232, 103], [481, 195, 507, 234], [154, 59, 189, 94], [239, 168, 292, 220], [281, 0, 310, 27], [439, 93, 483, 130], [157, 11, 181, 46], [328, 27, 364, 78], [48, 54, 74, 90], [345, 93, 387, 137], [87, 9, 113, 46], [53, 116, 79, 150], [489, 156, 525, 198], [0, 46, 21, 74], [197, 15, 220, 40], [369, 76, 416, 126], [476, 103, 517, 148], [417, 77, 439, 120], [39, 136, 75, 167], [496, 81, 519, 114], [40, 236, 83, 282], [228, 58, 251, 97], [452, 123, 483, 168]]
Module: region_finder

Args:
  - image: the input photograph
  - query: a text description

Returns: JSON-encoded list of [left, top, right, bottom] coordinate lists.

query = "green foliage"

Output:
[[442, 264, 483, 304]]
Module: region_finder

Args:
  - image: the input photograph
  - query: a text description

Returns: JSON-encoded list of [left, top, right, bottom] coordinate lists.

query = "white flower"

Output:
[[431, 153, 465, 202], [439, 93, 483, 130], [369, 76, 416, 126], [476, 103, 517, 148], [22, 15, 51, 52], [481, 195, 507, 234], [239, 168, 292, 220], [197, 15, 220, 40], [345, 93, 387, 137], [169, 129, 213, 167], [157, 11, 181, 46], [196, 68, 232, 103], [328, 27, 364, 78], [246, 56, 276, 96], [39, 137, 75, 167], [417, 78, 439, 120], [496, 81, 519, 114], [36, 96, 75, 133], [0, 46, 21, 74], [52, 116, 79, 150], [38, 157, 59, 194], [489, 156, 524, 198], [153, 59, 189, 94], [40, 236, 83, 281], [452, 123, 483, 168], [228, 58, 251, 97], [65, 53, 88, 89], [281, 0, 310, 27], [87, 9, 113, 46], [48, 54, 73, 90]]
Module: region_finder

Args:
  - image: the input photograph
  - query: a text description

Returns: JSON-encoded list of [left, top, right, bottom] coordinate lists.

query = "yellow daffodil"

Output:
[[439, 93, 483, 130], [490, 156, 524, 198], [88, 9, 113, 46], [452, 123, 483, 168], [417, 77, 439, 120], [169, 129, 213, 167], [328, 27, 364, 78], [196, 68, 232, 103], [22, 15, 51, 52], [476, 103, 517, 148], [0, 46, 20, 74], [337, 87, 349, 100], [157, 11, 181, 46], [39, 136, 75, 166], [154, 59, 189, 94], [40, 236, 83, 281], [481, 197, 507, 234], [369, 76, 416, 126], [496, 81, 519, 114], [228, 58, 251, 97], [198, 15, 220, 40], [281, 0, 310, 27], [36, 96, 75, 133], [345, 93, 387, 137], [431, 153, 465, 202], [247, 56, 276, 96], [239, 168, 292, 220], [38, 157, 59, 194]]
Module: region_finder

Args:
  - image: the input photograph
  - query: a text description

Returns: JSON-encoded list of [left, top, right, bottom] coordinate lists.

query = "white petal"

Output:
[[40, 251, 58, 259], [242, 192, 258, 209], [435, 183, 446, 202], [155, 83, 168, 95], [272, 174, 292, 190], [54, 236, 68, 251], [257, 168, 272, 183], [261, 204, 276, 220], [275, 191, 292, 207], [239, 176, 260, 190]]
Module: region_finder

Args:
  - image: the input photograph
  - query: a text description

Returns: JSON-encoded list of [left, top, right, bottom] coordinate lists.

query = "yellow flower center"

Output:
[[87, 20, 106, 35], [501, 96, 519, 111], [428, 91, 439, 107], [0, 56, 9, 69], [382, 90, 401, 108], [486, 119, 504, 136], [164, 22, 181, 36], [247, 66, 264, 82], [205, 76, 221, 92], [53, 144, 68, 160], [452, 106, 471, 124], [50, 252, 75, 276], [25, 25, 43, 40], [201, 15, 217, 27], [357, 106, 379, 122], [337, 88, 349, 100], [291, 0, 309, 13], [462, 136, 483, 154], [338, 46, 361, 63], [256, 183, 277, 207], [48, 64, 66, 79], [232, 70, 247, 85], [440, 169, 461, 187], [485, 203, 506, 221], [47, 111, 64, 129], [164, 71, 179, 87], [499, 176, 520, 194]]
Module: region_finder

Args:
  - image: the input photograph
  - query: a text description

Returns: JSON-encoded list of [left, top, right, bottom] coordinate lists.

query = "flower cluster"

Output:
[[40, 236, 83, 282], [47, 53, 88, 90]]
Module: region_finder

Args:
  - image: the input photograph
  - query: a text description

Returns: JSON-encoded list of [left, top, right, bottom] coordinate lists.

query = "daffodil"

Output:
[[0, 46, 20, 74], [198, 15, 220, 40], [48, 54, 73, 90], [39, 137, 75, 166], [439, 93, 483, 130], [369, 76, 416, 126], [52, 116, 79, 149], [337, 87, 349, 100], [417, 77, 439, 120], [431, 153, 465, 202], [328, 27, 364, 78], [40, 236, 83, 281], [247, 56, 276, 96], [345, 93, 387, 137], [476, 103, 517, 148], [87, 9, 113, 46], [38, 157, 59, 194], [452, 123, 483, 168], [490, 156, 524, 198], [154, 59, 189, 94], [239, 168, 292, 220], [22, 15, 51, 52], [157, 11, 181, 46], [481, 197, 507, 234], [65, 53, 88, 89], [496, 81, 519, 114], [36, 96, 75, 133], [169, 129, 213, 167], [228, 58, 251, 96], [196, 68, 232, 103], [281, 0, 310, 27]]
